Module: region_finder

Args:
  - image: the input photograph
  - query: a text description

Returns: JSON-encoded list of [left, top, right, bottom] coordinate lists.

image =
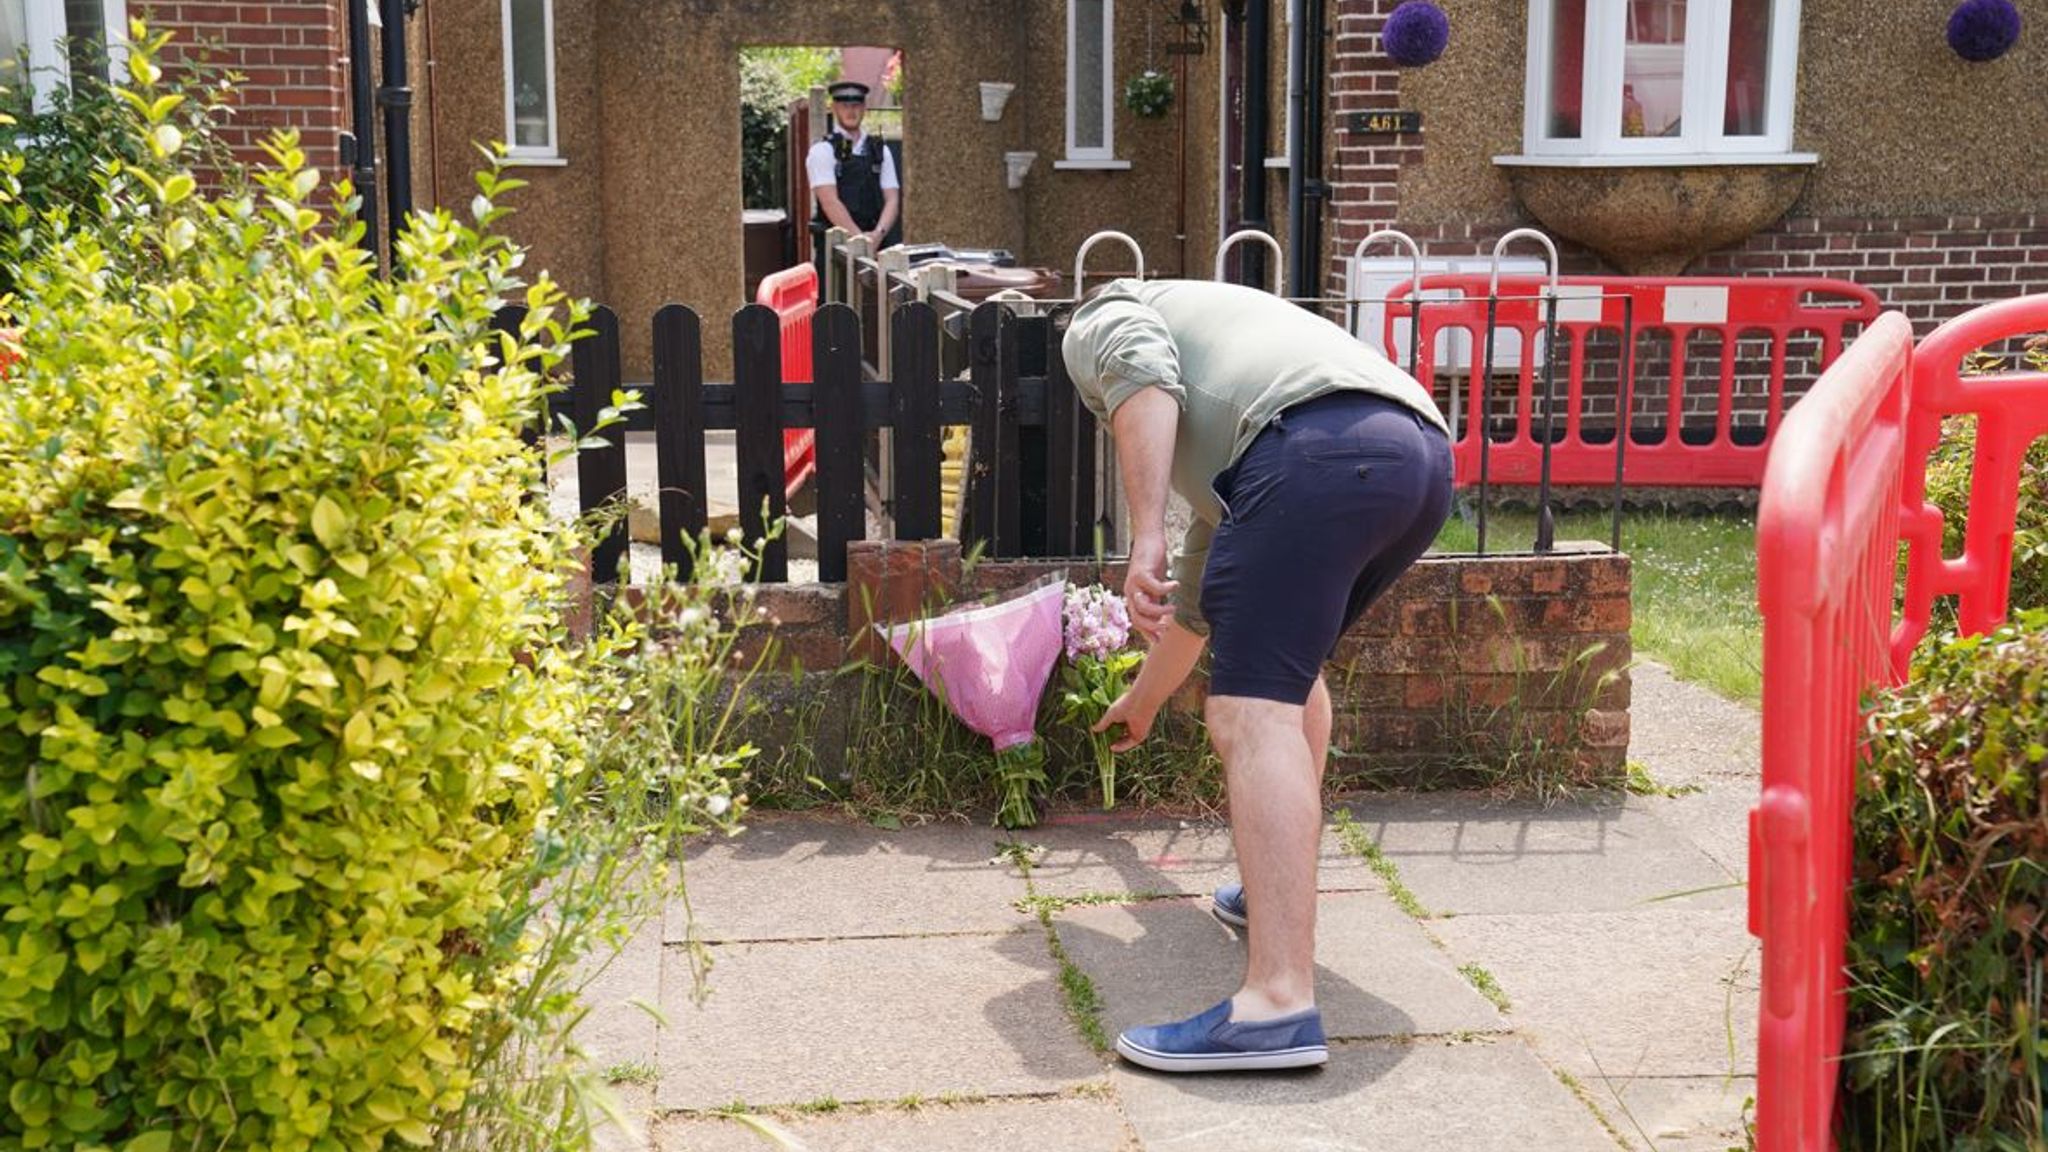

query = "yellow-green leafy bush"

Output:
[[0, 36, 597, 1150]]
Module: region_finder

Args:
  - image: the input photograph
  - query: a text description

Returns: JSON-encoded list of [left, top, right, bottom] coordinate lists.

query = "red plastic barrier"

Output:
[[1752, 294, 2048, 1152], [1893, 295, 2048, 674], [756, 263, 819, 500], [1753, 311, 1913, 1152], [1386, 275, 1881, 488]]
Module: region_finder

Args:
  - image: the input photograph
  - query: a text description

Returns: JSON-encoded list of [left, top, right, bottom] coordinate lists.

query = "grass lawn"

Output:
[[1436, 503, 1763, 703]]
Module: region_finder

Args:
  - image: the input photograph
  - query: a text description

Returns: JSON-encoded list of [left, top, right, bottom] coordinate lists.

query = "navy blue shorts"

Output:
[[1200, 391, 1454, 705]]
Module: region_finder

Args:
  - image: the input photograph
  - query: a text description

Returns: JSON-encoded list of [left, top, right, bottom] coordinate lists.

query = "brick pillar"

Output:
[[845, 540, 963, 664]]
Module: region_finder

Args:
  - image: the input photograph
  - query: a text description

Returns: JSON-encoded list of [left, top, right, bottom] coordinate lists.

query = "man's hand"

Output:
[[1093, 688, 1161, 753], [1124, 534, 1178, 644]]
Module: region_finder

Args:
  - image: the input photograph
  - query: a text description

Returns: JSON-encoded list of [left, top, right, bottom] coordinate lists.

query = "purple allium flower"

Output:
[[1383, 1, 1450, 68], [1947, 0, 2021, 62]]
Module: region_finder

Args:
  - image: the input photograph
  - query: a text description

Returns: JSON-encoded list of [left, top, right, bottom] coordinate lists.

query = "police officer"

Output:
[[808, 79, 901, 269]]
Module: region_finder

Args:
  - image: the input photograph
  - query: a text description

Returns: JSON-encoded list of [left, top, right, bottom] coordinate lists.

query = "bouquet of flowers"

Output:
[[878, 576, 1067, 828], [1059, 584, 1143, 809]]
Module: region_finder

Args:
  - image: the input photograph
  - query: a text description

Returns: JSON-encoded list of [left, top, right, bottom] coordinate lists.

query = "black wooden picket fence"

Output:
[[495, 299, 1104, 585]]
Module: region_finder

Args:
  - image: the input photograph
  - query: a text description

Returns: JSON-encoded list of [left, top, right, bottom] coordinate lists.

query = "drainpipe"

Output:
[[1284, 0, 1326, 300], [344, 0, 378, 260], [1239, 0, 1269, 289], [378, 0, 416, 259], [1299, 0, 1327, 300]]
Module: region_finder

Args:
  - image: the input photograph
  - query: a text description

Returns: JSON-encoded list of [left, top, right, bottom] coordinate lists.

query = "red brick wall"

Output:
[[720, 540, 1633, 789], [143, 1, 347, 178]]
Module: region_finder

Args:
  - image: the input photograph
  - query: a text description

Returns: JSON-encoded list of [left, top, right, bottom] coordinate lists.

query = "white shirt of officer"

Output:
[[804, 129, 900, 197]]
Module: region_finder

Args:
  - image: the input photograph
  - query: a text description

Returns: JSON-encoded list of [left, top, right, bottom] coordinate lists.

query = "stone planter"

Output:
[[979, 81, 1015, 122], [1501, 161, 1814, 276]]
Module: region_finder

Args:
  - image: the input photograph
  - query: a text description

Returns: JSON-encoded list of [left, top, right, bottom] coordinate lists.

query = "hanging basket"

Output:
[[1946, 0, 2021, 62], [1123, 69, 1174, 119]]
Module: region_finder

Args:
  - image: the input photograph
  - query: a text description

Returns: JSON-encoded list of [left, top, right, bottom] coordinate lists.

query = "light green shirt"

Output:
[[1060, 278, 1448, 632]]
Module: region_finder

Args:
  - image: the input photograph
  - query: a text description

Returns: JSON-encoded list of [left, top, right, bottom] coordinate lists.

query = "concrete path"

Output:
[[577, 660, 1762, 1152]]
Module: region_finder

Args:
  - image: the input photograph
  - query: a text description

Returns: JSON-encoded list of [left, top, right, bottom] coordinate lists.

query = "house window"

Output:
[[502, 0, 558, 159], [1517, 0, 1802, 162], [1065, 0, 1114, 162], [0, 0, 127, 110]]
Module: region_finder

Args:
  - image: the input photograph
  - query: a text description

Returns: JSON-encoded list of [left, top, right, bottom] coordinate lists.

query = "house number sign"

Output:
[[1347, 110, 1422, 137]]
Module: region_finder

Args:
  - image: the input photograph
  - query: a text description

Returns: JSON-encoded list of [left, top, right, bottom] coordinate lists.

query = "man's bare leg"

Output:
[[1207, 693, 1322, 1020], [1306, 675, 1332, 790]]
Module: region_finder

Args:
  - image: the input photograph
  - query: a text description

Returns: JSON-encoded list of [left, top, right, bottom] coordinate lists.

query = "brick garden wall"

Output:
[[717, 540, 1633, 790], [145, 1, 347, 178]]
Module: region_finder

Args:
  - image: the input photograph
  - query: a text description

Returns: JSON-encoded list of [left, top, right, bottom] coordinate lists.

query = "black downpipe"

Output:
[[1286, 0, 1326, 301], [345, 0, 378, 259], [1239, 0, 1270, 289], [1302, 0, 1327, 297], [378, 0, 415, 261]]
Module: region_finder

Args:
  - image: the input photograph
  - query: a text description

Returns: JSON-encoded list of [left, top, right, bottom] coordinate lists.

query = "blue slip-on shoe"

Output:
[[1212, 882, 1249, 928], [1115, 999, 1328, 1072]]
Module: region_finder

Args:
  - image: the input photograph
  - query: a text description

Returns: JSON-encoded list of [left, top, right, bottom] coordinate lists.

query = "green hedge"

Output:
[[0, 36, 597, 1150], [1843, 610, 2047, 1150]]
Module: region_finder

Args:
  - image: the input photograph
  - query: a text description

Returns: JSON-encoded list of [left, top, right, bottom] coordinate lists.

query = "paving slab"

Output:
[[1015, 816, 1383, 900], [1626, 660, 1762, 885], [653, 932, 1102, 1111], [1582, 1075, 1757, 1152], [1113, 1036, 1617, 1152], [592, 1085, 658, 1152], [653, 1096, 1134, 1151], [1630, 783, 1755, 887], [1429, 909, 1758, 1078], [669, 815, 1034, 942], [1053, 892, 1507, 1043], [576, 910, 668, 1073], [1628, 661, 1761, 788], [1338, 792, 1742, 915]]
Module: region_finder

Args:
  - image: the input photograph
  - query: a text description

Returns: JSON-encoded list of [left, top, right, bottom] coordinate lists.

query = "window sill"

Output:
[[1493, 151, 1818, 169], [502, 155, 569, 168], [1053, 158, 1133, 171]]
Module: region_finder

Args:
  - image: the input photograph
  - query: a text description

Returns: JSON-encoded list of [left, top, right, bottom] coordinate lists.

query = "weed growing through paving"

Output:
[[1040, 908, 1112, 1054], [1013, 890, 1175, 916], [1626, 759, 1704, 798], [1552, 1069, 1635, 1150], [601, 1061, 659, 1087], [1458, 964, 1512, 1013], [1332, 809, 1431, 919]]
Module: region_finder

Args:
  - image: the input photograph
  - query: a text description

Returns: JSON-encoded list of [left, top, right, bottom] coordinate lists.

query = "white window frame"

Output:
[[9, 0, 128, 112], [1503, 0, 1810, 167], [1061, 0, 1120, 166], [500, 0, 560, 162]]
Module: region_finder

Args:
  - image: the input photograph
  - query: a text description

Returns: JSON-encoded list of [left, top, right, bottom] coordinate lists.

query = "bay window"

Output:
[[1512, 0, 1806, 164]]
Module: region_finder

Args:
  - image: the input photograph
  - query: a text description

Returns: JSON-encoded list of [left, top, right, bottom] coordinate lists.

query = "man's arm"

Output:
[[812, 184, 865, 240], [1094, 619, 1204, 752], [1111, 385, 1181, 642], [873, 187, 899, 244]]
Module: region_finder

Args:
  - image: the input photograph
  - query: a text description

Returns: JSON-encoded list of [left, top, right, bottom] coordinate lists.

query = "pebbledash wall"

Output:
[[709, 540, 1634, 787], [1321, 0, 2048, 334]]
